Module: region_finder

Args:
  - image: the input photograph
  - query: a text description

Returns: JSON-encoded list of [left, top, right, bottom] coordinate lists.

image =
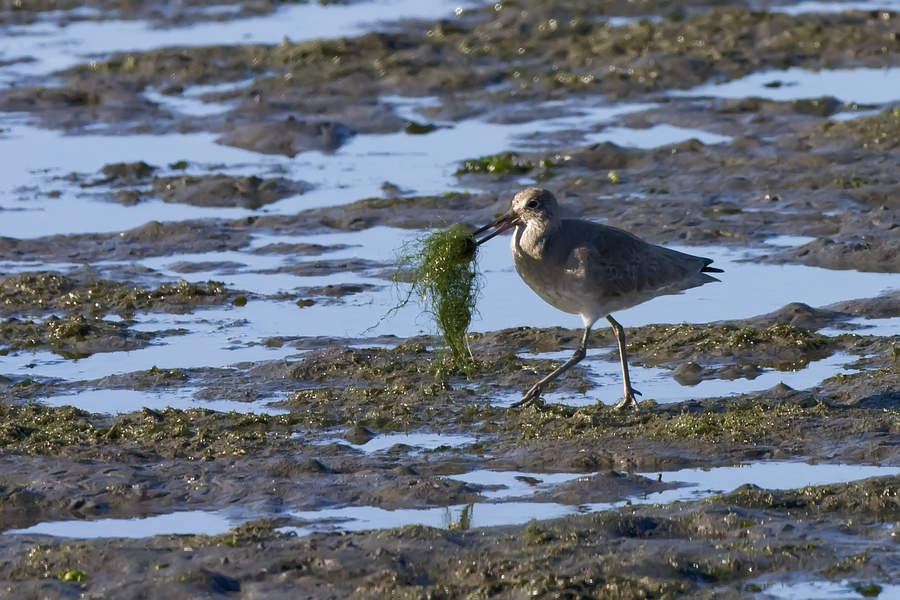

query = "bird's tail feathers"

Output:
[[701, 258, 723, 274]]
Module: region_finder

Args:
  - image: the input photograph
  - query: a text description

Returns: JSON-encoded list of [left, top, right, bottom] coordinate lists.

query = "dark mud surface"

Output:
[[3, 0, 900, 596]]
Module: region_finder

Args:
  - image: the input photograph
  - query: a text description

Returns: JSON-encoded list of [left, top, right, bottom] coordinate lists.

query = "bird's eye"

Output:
[[527, 200, 539, 209]]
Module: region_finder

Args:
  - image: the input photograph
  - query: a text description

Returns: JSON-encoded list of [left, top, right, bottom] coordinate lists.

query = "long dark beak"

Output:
[[473, 212, 519, 246]]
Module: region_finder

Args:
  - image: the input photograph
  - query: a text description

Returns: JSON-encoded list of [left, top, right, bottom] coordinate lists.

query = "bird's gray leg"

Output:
[[607, 315, 641, 410], [511, 326, 591, 409]]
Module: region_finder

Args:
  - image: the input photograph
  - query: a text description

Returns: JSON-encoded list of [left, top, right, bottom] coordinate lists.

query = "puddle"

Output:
[[761, 580, 900, 599], [821, 316, 900, 337], [40, 388, 288, 416], [491, 351, 858, 407], [283, 501, 584, 537], [254, 99, 662, 214], [448, 470, 586, 499], [764, 235, 817, 248], [640, 461, 900, 504], [5, 510, 240, 539], [829, 108, 884, 122], [132, 252, 381, 295], [248, 226, 402, 262], [143, 82, 249, 118], [673, 67, 900, 105], [324, 433, 477, 454], [585, 124, 731, 148]]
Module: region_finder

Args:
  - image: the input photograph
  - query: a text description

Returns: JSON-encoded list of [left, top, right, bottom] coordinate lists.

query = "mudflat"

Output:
[[2, 0, 900, 597]]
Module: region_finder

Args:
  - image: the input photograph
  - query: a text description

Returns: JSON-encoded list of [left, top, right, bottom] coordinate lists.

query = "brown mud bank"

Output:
[[77, 161, 313, 208], [1, 473, 899, 598]]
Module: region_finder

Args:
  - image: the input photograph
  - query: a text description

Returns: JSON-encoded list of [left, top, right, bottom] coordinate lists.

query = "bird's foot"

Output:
[[614, 388, 641, 411], [510, 383, 544, 409]]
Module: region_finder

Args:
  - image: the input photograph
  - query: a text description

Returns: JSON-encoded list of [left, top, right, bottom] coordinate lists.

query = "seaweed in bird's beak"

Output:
[[389, 224, 482, 374]]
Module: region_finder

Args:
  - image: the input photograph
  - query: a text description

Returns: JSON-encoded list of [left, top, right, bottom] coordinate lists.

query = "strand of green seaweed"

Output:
[[390, 224, 483, 375]]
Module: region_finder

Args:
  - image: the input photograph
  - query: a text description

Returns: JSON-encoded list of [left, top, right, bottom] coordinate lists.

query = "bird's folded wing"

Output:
[[568, 242, 701, 298]]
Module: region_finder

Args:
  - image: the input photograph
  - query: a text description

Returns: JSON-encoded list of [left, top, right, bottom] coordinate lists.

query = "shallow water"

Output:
[[0, 122, 257, 238], [764, 235, 818, 248], [317, 432, 477, 453], [142, 82, 247, 117], [675, 67, 900, 105], [285, 462, 900, 537], [1, 306, 304, 380], [821, 316, 900, 337], [2, 237, 896, 384], [0, 98, 710, 238], [5, 510, 241, 539], [40, 388, 288, 415], [449, 470, 588, 499], [585, 124, 731, 147], [762, 580, 900, 599], [284, 501, 583, 537], [643, 461, 900, 503]]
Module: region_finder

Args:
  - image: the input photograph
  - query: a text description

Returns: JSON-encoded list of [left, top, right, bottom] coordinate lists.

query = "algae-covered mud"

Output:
[[3, 0, 900, 596]]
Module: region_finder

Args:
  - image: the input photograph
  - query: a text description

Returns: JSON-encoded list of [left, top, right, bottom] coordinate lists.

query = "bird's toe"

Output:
[[511, 386, 542, 409], [614, 395, 640, 411]]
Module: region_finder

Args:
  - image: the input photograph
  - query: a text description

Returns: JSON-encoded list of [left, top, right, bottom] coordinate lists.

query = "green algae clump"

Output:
[[393, 224, 481, 372], [456, 153, 535, 175]]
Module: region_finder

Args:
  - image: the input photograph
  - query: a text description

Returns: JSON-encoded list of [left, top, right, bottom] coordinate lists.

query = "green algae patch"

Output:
[[651, 401, 829, 444], [0, 313, 159, 359], [404, 121, 439, 135], [0, 403, 299, 457], [626, 322, 832, 365], [457, 153, 538, 176], [391, 225, 482, 372], [0, 272, 232, 317], [179, 520, 283, 548], [57, 569, 88, 582]]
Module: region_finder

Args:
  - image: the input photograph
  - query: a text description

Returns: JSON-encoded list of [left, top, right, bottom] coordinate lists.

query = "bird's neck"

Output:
[[512, 219, 558, 260]]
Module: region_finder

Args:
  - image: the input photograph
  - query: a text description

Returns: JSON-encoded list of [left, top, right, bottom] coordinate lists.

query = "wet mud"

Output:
[[2, 473, 899, 598], [3, 0, 900, 596]]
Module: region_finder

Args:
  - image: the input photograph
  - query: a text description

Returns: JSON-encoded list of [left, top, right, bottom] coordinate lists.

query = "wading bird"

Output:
[[473, 187, 722, 409]]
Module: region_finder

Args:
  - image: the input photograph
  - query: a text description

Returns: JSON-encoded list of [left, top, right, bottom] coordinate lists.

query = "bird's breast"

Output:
[[510, 228, 584, 316]]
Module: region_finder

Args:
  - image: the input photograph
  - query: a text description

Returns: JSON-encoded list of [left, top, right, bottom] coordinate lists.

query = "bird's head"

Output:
[[473, 187, 559, 246]]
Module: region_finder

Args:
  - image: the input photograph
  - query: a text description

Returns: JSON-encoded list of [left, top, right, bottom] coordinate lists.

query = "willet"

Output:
[[473, 187, 722, 410]]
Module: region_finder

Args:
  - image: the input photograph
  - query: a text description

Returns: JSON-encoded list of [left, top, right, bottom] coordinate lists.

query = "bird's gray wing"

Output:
[[562, 225, 707, 298]]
